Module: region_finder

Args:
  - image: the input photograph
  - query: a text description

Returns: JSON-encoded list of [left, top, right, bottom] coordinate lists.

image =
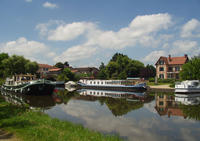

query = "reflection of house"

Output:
[[155, 54, 189, 79], [71, 67, 99, 78], [155, 94, 186, 118]]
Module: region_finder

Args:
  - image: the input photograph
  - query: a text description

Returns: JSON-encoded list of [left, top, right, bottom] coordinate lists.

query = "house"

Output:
[[155, 54, 189, 79], [37, 64, 56, 78], [70, 67, 99, 78], [154, 94, 186, 118]]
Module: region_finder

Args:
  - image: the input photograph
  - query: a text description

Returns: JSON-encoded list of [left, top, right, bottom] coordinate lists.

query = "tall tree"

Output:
[[180, 57, 200, 80], [55, 62, 64, 69]]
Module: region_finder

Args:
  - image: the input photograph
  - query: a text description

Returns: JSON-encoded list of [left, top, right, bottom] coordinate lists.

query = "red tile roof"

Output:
[[156, 55, 188, 65], [38, 64, 54, 68], [49, 68, 62, 72]]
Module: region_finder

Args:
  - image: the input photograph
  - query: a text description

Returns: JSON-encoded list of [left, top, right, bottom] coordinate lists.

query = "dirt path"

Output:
[[0, 129, 20, 141], [149, 84, 174, 89]]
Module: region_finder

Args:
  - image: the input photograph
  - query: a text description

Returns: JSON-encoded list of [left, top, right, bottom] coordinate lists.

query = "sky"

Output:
[[0, 0, 200, 67]]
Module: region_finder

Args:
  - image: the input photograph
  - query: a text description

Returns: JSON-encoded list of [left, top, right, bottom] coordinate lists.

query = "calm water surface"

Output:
[[1, 88, 200, 141]]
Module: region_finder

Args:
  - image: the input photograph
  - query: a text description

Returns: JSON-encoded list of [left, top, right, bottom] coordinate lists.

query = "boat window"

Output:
[[101, 82, 103, 84], [90, 81, 92, 84], [97, 82, 99, 84], [193, 82, 199, 86], [94, 82, 96, 84]]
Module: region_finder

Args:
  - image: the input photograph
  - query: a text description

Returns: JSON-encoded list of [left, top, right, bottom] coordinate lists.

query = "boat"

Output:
[[175, 80, 200, 93], [77, 89, 146, 99], [175, 93, 200, 105], [77, 79, 147, 92], [65, 81, 77, 91], [1, 74, 55, 95]]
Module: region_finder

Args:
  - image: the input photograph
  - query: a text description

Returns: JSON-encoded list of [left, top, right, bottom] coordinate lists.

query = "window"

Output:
[[97, 82, 99, 84], [159, 67, 164, 71], [159, 95, 164, 98], [159, 60, 164, 65], [94, 82, 96, 84], [159, 101, 164, 106], [101, 82, 103, 84], [175, 66, 180, 71], [90, 81, 92, 84], [167, 74, 173, 79], [168, 67, 173, 72], [176, 74, 179, 79], [159, 74, 164, 79]]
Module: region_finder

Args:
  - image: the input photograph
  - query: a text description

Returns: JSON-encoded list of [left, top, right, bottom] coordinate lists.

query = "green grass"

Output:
[[147, 82, 171, 86], [0, 97, 122, 141]]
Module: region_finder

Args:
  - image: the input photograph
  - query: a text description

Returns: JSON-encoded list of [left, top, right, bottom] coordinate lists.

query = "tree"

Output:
[[55, 62, 64, 69], [97, 53, 145, 79], [64, 61, 69, 67], [57, 68, 76, 82], [0, 53, 9, 77], [25, 62, 39, 74], [180, 57, 200, 80], [140, 64, 156, 79]]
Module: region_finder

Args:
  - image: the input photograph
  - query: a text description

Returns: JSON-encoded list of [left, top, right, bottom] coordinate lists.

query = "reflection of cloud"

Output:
[[56, 99, 200, 141], [143, 100, 157, 114]]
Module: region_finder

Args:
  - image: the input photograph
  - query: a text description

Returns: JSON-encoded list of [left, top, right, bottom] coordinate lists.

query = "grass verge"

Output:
[[0, 97, 122, 141]]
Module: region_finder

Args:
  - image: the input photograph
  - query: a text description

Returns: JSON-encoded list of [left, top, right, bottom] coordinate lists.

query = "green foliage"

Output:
[[180, 104, 200, 121], [57, 68, 76, 82], [98, 53, 144, 79], [180, 57, 200, 80], [0, 53, 39, 78], [54, 62, 64, 69]]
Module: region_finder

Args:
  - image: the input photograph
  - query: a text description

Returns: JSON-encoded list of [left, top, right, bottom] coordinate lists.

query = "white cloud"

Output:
[[48, 22, 95, 41], [43, 2, 58, 9], [142, 50, 167, 65], [170, 40, 199, 56], [181, 19, 200, 38], [54, 45, 97, 63], [36, 13, 172, 65], [0, 37, 55, 63], [25, 0, 32, 2]]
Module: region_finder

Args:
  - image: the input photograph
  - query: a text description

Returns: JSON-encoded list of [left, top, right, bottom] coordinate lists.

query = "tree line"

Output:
[[97, 53, 156, 80], [0, 53, 38, 79]]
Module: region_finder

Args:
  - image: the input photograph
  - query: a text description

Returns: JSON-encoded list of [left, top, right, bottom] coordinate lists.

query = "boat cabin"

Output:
[[5, 74, 36, 86]]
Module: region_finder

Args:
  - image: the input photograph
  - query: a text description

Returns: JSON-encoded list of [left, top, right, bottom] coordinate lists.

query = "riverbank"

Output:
[[147, 84, 175, 93], [0, 97, 122, 141]]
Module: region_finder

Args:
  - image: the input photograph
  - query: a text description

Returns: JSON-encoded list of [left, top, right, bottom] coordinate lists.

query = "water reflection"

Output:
[[0, 89, 62, 109], [1, 89, 200, 141]]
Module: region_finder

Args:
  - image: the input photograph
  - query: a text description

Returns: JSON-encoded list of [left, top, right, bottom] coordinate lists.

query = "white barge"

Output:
[[77, 79, 147, 92], [175, 80, 200, 93]]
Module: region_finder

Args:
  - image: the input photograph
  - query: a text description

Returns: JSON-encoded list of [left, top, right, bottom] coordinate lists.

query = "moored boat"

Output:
[[77, 79, 147, 92], [175, 80, 200, 94], [1, 74, 55, 95]]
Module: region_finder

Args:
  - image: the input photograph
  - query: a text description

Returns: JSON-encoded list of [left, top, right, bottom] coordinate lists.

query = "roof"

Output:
[[155, 55, 188, 65], [48, 68, 62, 72], [71, 67, 99, 72], [38, 64, 54, 68]]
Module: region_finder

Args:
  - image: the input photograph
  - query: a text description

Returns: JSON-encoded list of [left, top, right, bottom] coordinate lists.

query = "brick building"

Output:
[[155, 54, 189, 79]]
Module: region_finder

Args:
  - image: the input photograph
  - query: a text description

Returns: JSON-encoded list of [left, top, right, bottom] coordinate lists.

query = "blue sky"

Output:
[[0, 0, 200, 67]]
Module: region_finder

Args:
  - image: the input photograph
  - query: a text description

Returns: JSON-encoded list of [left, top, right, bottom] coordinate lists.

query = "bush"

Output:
[[149, 77, 155, 82], [158, 78, 175, 83]]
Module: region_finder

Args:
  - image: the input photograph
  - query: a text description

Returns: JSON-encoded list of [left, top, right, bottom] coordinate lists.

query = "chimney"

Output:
[[169, 54, 171, 61], [184, 54, 188, 58]]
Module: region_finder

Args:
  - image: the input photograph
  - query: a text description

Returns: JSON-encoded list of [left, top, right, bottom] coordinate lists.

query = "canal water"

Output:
[[1, 88, 200, 141]]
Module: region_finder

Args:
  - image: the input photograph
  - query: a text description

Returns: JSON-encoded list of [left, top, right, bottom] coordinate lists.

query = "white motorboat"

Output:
[[175, 80, 200, 93]]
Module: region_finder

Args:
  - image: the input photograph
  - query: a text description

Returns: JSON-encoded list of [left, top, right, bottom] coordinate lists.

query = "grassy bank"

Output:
[[0, 97, 122, 141]]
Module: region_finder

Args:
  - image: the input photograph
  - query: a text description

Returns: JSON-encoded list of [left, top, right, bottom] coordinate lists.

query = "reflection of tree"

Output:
[[99, 97, 143, 116], [55, 90, 78, 105], [180, 104, 200, 121]]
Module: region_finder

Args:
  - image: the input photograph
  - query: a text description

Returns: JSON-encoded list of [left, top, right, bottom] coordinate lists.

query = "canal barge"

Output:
[[1, 74, 55, 95], [77, 79, 147, 92], [175, 80, 200, 94]]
